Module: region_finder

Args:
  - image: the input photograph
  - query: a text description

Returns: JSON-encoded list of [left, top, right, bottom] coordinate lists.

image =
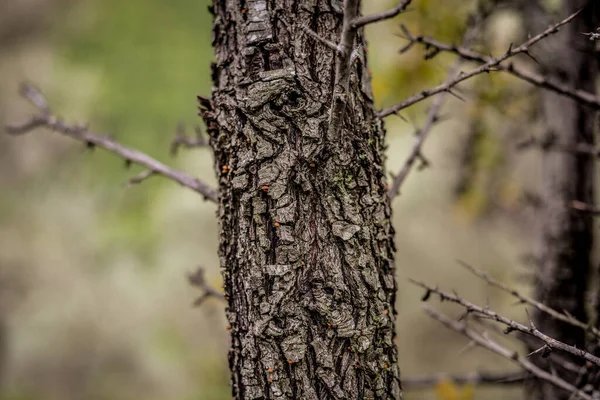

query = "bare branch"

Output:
[[422, 305, 594, 400], [6, 84, 218, 203], [398, 26, 600, 109], [402, 371, 527, 390], [387, 17, 481, 199], [471, 313, 587, 376], [386, 63, 458, 199], [517, 136, 600, 157], [351, 0, 412, 29], [170, 123, 208, 156], [188, 266, 225, 307], [378, 9, 583, 118], [412, 279, 600, 367], [458, 260, 600, 339]]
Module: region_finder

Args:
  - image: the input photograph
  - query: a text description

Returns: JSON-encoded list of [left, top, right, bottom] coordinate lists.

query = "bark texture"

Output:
[[525, 1, 599, 399], [202, 1, 401, 399]]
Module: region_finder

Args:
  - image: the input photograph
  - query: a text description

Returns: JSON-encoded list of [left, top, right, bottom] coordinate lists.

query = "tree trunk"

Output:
[[525, 1, 599, 399], [202, 1, 401, 399]]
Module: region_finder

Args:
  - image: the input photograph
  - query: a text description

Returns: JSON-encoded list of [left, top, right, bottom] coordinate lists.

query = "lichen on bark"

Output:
[[202, 1, 401, 398]]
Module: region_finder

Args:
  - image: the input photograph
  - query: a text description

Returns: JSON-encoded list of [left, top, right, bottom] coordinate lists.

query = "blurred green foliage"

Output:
[[48, 0, 216, 264]]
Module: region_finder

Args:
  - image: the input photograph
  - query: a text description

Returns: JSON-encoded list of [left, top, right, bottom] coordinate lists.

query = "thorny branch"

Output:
[[397, 25, 600, 109], [473, 316, 589, 377], [458, 261, 600, 339], [6, 84, 218, 203], [411, 279, 600, 367], [387, 18, 480, 200], [377, 9, 583, 118], [422, 305, 595, 400], [187, 266, 225, 307]]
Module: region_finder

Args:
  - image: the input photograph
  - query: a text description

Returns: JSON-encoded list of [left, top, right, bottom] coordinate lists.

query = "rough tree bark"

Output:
[[201, 1, 401, 399], [523, 1, 599, 399]]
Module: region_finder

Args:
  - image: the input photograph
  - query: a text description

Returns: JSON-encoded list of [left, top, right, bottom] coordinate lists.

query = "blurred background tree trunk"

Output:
[[205, 1, 401, 398], [519, 1, 600, 398]]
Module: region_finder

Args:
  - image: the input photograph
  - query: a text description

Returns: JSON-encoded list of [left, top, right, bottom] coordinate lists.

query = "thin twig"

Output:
[[517, 136, 600, 157], [351, 0, 412, 29], [387, 63, 459, 199], [397, 25, 600, 109], [458, 260, 600, 339], [422, 305, 594, 400], [170, 123, 208, 156], [6, 84, 218, 203], [378, 9, 583, 118], [188, 266, 225, 307], [402, 371, 527, 390], [412, 279, 600, 367]]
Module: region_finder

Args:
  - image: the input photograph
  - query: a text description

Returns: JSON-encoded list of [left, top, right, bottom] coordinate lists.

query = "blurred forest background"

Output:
[[0, 0, 584, 399]]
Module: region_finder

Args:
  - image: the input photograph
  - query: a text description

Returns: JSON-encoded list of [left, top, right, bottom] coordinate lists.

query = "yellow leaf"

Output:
[[435, 379, 458, 400], [435, 378, 475, 400], [460, 384, 474, 400]]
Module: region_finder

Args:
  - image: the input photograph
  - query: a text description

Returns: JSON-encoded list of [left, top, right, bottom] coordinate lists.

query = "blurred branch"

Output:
[[351, 0, 412, 29], [187, 266, 225, 307], [422, 305, 595, 400], [170, 123, 208, 157], [6, 84, 218, 203], [517, 136, 600, 157], [378, 9, 583, 118], [411, 279, 600, 367], [458, 261, 600, 339], [402, 371, 528, 390], [397, 25, 600, 109], [571, 200, 600, 215]]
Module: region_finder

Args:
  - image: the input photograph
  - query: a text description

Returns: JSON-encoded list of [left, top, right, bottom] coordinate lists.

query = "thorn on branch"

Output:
[[126, 169, 155, 188], [421, 289, 432, 302], [504, 327, 517, 335]]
